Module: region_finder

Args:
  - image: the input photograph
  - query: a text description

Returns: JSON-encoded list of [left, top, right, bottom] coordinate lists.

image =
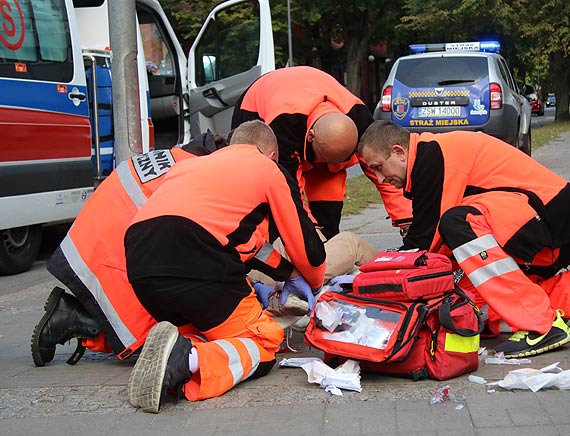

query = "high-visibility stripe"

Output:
[[60, 234, 136, 346], [254, 242, 274, 263], [215, 339, 243, 386], [238, 338, 261, 378], [467, 257, 520, 287], [116, 161, 147, 208], [214, 338, 260, 387], [444, 333, 480, 353], [453, 234, 498, 263]]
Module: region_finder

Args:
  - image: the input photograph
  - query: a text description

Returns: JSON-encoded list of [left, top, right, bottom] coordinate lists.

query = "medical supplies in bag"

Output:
[[304, 288, 483, 381]]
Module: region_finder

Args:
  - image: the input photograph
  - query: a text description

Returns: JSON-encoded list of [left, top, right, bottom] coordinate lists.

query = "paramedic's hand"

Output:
[[328, 275, 355, 293], [281, 275, 315, 315], [253, 282, 273, 309]]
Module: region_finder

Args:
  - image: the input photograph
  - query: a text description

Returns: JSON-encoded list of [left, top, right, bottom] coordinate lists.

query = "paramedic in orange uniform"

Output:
[[31, 132, 227, 368], [231, 66, 412, 240], [359, 120, 570, 359], [125, 120, 326, 413]]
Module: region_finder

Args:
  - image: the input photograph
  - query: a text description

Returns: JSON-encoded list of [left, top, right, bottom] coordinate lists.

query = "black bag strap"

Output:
[[438, 288, 484, 337]]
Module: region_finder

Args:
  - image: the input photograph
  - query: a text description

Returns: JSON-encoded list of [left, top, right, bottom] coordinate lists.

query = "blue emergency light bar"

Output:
[[409, 41, 501, 54]]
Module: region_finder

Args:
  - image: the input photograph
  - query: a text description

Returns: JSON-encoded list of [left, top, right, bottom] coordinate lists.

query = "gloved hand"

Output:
[[252, 282, 274, 309], [327, 275, 355, 293], [281, 275, 315, 315]]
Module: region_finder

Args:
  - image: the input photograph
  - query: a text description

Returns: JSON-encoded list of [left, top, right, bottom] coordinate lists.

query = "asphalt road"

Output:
[[532, 105, 556, 129]]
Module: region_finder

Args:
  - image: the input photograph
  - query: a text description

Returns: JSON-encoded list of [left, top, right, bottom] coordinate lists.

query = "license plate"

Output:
[[417, 107, 461, 117]]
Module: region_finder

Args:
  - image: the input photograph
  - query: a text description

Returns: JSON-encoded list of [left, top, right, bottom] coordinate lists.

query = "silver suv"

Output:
[[374, 41, 532, 155]]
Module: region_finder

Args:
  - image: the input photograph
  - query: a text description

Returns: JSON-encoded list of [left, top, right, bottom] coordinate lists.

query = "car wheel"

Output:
[[519, 126, 532, 156], [0, 225, 43, 275]]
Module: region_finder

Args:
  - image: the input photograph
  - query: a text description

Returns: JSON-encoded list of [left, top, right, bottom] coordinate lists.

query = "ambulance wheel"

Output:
[[0, 225, 42, 276]]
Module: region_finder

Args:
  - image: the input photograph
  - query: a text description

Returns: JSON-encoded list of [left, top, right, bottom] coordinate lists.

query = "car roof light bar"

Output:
[[409, 41, 501, 54]]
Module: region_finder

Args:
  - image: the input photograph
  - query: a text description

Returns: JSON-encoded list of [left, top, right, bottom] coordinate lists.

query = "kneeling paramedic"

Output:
[[359, 121, 570, 359], [124, 120, 326, 413]]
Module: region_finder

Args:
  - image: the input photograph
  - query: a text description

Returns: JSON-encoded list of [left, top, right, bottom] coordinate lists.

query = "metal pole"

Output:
[[85, 55, 101, 179], [287, 0, 293, 67], [108, 0, 142, 165]]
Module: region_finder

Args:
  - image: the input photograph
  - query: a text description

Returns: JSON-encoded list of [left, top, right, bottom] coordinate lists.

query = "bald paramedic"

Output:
[[124, 120, 326, 413], [232, 65, 412, 240], [359, 120, 570, 359]]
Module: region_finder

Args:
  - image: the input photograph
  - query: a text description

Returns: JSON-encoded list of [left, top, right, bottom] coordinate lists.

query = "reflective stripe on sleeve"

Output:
[[116, 161, 147, 208], [254, 242, 275, 263], [60, 234, 137, 347]]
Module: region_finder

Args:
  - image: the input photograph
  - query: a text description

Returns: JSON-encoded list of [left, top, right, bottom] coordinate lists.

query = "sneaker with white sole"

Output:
[[493, 309, 570, 358]]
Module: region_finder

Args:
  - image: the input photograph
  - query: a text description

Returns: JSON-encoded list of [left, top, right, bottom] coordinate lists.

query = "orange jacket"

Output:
[[232, 66, 412, 227], [402, 131, 569, 256], [48, 146, 197, 358], [126, 144, 326, 290]]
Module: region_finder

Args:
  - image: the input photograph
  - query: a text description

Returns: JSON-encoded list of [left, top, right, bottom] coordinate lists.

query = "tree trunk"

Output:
[[551, 51, 570, 121], [345, 35, 371, 99]]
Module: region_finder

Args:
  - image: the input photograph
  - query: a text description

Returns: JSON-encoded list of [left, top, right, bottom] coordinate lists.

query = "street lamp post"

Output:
[[287, 0, 293, 66]]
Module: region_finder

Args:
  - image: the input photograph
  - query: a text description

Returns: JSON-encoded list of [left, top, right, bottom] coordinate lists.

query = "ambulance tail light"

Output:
[[490, 83, 502, 110], [381, 86, 392, 112]]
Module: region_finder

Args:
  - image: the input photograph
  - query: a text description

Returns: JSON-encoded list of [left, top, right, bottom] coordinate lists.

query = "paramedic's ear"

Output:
[[392, 144, 407, 161]]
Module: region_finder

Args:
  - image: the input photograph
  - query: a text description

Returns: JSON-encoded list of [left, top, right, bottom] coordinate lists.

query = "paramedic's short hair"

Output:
[[230, 120, 278, 155], [359, 121, 410, 157]]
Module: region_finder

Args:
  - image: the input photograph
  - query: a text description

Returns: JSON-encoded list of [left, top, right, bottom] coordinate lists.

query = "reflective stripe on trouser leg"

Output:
[[183, 292, 283, 401], [440, 207, 554, 333]]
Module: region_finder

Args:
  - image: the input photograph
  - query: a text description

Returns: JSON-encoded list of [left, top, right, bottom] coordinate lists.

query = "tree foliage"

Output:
[[161, 0, 569, 118]]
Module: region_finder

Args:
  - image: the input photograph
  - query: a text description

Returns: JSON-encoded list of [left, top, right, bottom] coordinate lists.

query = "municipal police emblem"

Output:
[[392, 97, 409, 120]]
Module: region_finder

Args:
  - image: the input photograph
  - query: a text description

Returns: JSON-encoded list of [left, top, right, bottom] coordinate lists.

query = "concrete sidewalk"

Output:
[[2, 133, 570, 435]]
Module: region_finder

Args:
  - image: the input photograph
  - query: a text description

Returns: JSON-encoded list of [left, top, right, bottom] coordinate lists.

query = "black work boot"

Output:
[[130, 322, 192, 413], [31, 287, 100, 367]]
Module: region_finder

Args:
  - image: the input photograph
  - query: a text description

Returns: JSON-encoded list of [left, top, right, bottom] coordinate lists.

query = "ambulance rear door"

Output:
[[187, 0, 275, 137]]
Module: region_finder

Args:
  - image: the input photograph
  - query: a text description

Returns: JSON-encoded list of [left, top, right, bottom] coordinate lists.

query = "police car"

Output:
[[374, 41, 532, 155]]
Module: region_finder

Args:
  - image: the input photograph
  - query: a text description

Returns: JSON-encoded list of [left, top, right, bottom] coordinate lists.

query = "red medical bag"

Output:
[[353, 250, 454, 300]]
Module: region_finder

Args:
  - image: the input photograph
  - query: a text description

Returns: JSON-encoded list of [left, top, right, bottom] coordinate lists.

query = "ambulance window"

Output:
[[140, 21, 175, 77], [194, 1, 260, 86], [0, 0, 73, 82]]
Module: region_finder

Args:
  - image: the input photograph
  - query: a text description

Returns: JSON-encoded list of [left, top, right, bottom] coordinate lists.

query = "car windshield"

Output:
[[395, 56, 488, 87]]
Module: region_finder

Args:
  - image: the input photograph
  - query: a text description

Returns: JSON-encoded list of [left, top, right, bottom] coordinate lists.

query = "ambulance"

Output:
[[0, 0, 275, 275]]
